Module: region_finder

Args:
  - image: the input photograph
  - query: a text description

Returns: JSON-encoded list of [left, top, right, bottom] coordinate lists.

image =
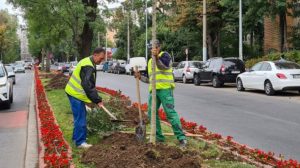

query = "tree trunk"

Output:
[[216, 32, 221, 57], [279, 11, 288, 52], [207, 33, 214, 58], [78, 0, 98, 60], [46, 51, 50, 72]]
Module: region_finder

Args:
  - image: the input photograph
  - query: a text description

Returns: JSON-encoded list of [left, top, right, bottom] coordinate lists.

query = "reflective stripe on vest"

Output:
[[148, 51, 175, 91], [65, 57, 95, 103]]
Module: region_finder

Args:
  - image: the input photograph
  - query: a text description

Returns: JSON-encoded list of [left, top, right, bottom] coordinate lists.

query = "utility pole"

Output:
[[145, 0, 148, 61], [105, 32, 108, 61], [98, 32, 100, 47], [239, 0, 243, 60], [127, 4, 130, 62], [150, 0, 157, 145], [203, 0, 207, 62]]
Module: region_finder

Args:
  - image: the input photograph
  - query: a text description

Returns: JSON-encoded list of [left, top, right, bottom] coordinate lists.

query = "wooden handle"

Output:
[[135, 66, 143, 122], [101, 105, 118, 120]]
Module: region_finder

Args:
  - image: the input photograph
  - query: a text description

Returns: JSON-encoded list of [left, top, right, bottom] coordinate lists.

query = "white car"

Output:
[[237, 61, 300, 95], [96, 63, 103, 71], [5, 66, 16, 84], [173, 61, 203, 83], [14, 64, 25, 73], [69, 61, 78, 75], [0, 63, 13, 109], [125, 57, 147, 75]]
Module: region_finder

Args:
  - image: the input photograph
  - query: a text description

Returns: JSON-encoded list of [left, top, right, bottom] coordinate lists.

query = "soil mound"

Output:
[[81, 133, 202, 168], [45, 73, 69, 89]]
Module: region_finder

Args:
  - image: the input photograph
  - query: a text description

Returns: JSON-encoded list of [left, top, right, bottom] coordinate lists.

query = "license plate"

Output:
[[293, 74, 300, 79], [231, 71, 240, 74]]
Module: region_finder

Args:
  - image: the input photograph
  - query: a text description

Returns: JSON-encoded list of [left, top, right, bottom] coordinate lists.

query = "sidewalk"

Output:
[[25, 82, 38, 168]]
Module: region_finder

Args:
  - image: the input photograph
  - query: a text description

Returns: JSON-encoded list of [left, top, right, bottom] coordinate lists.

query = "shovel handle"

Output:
[[100, 105, 118, 120], [135, 66, 143, 122]]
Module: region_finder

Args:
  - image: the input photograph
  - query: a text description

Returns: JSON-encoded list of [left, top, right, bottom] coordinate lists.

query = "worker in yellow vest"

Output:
[[137, 40, 187, 147], [65, 47, 105, 149]]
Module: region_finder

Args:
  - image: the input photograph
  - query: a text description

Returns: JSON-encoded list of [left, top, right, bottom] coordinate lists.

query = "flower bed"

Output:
[[34, 67, 73, 167], [98, 86, 299, 168]]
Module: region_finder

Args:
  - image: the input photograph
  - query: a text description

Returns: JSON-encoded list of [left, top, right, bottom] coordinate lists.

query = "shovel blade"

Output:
[[135, 123, 146, 142]]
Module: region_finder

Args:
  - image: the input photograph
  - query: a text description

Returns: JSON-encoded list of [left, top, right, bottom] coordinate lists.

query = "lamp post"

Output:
[[203, 0, 207, 62], [239, 0, 243, 60]]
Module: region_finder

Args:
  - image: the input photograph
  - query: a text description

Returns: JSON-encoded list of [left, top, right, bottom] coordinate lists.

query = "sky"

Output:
[[0, 0, 25, 25]]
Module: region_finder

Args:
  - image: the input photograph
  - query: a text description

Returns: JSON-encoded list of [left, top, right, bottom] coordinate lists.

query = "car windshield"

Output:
[[224, 59, 245, 70], [16, 64, 23, 68], [275, 62, 300, 70], [5, 66, 13, 72], [0, 66, 5, 77], [190, 62, 202, 68]]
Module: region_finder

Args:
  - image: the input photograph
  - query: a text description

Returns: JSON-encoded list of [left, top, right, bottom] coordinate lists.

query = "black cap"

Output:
[[148, 40, 160, 49]]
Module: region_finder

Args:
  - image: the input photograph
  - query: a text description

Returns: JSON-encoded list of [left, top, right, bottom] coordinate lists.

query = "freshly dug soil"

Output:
[[81, 133, 202, 168], [105, 100, 148, 127], [45, 73, 69, 89]]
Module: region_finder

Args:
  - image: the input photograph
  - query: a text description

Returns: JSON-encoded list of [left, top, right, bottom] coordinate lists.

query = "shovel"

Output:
[[134, 66, 146, 142], [98, 105, 132, 123]]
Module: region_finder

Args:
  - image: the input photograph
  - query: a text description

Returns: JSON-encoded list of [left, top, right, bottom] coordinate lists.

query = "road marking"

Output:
[[0, 111, 28, 128]]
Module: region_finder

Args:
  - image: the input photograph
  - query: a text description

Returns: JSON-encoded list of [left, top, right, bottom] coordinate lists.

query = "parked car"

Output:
[[125, 57, 147, 75], [113, 60, 126, 74], [57, 63, 65, 71], [0, 63, 13, 109], [69, 61, 78, 76], [172, 62, 179, 68], [5, 65, 16, 84], [108, 61, 117, 73], [14, 64, 26, 73], [103, 61, 109, 72], [64, 63, 71, 72], [194, 57, 245, 87], [173, 61, 203, 83], [236, 61, 300, 95], [96, 62, 104, 71], [24, 62, 32, 69]]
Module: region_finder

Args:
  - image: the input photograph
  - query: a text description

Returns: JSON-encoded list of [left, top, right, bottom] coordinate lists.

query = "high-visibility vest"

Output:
[[148, 52, 175, 92], [65, 57, 95, 103]]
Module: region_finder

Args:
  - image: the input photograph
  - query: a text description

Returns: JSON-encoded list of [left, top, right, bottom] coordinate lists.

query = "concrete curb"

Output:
[[25, 80, 38, 168]]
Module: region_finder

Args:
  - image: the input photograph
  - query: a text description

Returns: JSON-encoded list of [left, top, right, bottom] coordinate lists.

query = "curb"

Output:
[[24, 79, 38, 168]]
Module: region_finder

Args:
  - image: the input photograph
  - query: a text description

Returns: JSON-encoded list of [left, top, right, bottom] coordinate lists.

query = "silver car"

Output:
[[173, 61, 203, 83]]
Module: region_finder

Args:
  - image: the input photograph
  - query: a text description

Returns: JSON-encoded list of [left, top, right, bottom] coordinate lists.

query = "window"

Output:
[[0, 66, 5, 77], [204, 60, 210, 68], [251, 62, 263, 71], [260, 63, 272, 71], [180, 62, 186, 69], [190, 62, 202, 68], [275, 62, 300, 70]]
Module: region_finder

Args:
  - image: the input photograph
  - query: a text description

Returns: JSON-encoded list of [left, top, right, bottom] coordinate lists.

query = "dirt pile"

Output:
[[45, 73, 69, 89], [81, 133, 202, 168]]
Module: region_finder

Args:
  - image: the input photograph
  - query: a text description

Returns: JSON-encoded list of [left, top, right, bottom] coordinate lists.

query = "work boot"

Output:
[[78, 142, 92, 149], [179, 139, 187, 149]]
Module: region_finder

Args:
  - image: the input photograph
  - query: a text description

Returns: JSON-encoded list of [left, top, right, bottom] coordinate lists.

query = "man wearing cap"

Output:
[[65, 47, 105, 149], [138, 40, 187, 147]]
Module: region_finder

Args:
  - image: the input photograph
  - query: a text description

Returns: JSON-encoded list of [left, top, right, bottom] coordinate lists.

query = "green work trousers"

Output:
[[148, 88, 186, 142]]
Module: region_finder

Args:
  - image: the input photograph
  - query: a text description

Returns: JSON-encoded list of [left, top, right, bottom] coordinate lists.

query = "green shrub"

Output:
[[245, 51, 300, 68]]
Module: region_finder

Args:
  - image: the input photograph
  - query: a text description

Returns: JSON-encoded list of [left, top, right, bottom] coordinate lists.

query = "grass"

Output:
[[41, 78, 256, 168]]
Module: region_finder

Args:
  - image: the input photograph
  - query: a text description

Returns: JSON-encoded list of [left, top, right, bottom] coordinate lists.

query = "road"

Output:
[[97, 72, 300, 161], [0, 71, 33, 168]]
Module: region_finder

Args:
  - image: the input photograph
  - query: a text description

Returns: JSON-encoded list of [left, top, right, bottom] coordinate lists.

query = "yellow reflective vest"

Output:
[[148, 52, 175, 92], [65, 57, 95, 103]]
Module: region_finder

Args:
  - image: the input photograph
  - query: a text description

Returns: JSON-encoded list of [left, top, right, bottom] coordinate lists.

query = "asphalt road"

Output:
[[96, 72, 300, 161], [0, 71, 33, 168]]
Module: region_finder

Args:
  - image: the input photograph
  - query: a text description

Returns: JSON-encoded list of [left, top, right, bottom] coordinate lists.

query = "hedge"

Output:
[[245, 51, 300, 68]]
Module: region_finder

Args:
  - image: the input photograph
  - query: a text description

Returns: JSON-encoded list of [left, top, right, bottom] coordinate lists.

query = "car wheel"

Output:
[[183, 75, 187, 84], [194, 74, 201, 86], [264, 80, 275, 96], [237, 78, 245, 91], [212, 76, 221, 88]]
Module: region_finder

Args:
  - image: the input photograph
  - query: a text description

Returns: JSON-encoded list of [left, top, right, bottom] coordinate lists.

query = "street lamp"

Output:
[[239, 0, 243, 61], [203, 0, 207, 62]]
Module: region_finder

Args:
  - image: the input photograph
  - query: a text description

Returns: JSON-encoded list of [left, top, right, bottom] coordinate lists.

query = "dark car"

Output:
[[113, 61, 126, 74], [194, 57, 245, 87]]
